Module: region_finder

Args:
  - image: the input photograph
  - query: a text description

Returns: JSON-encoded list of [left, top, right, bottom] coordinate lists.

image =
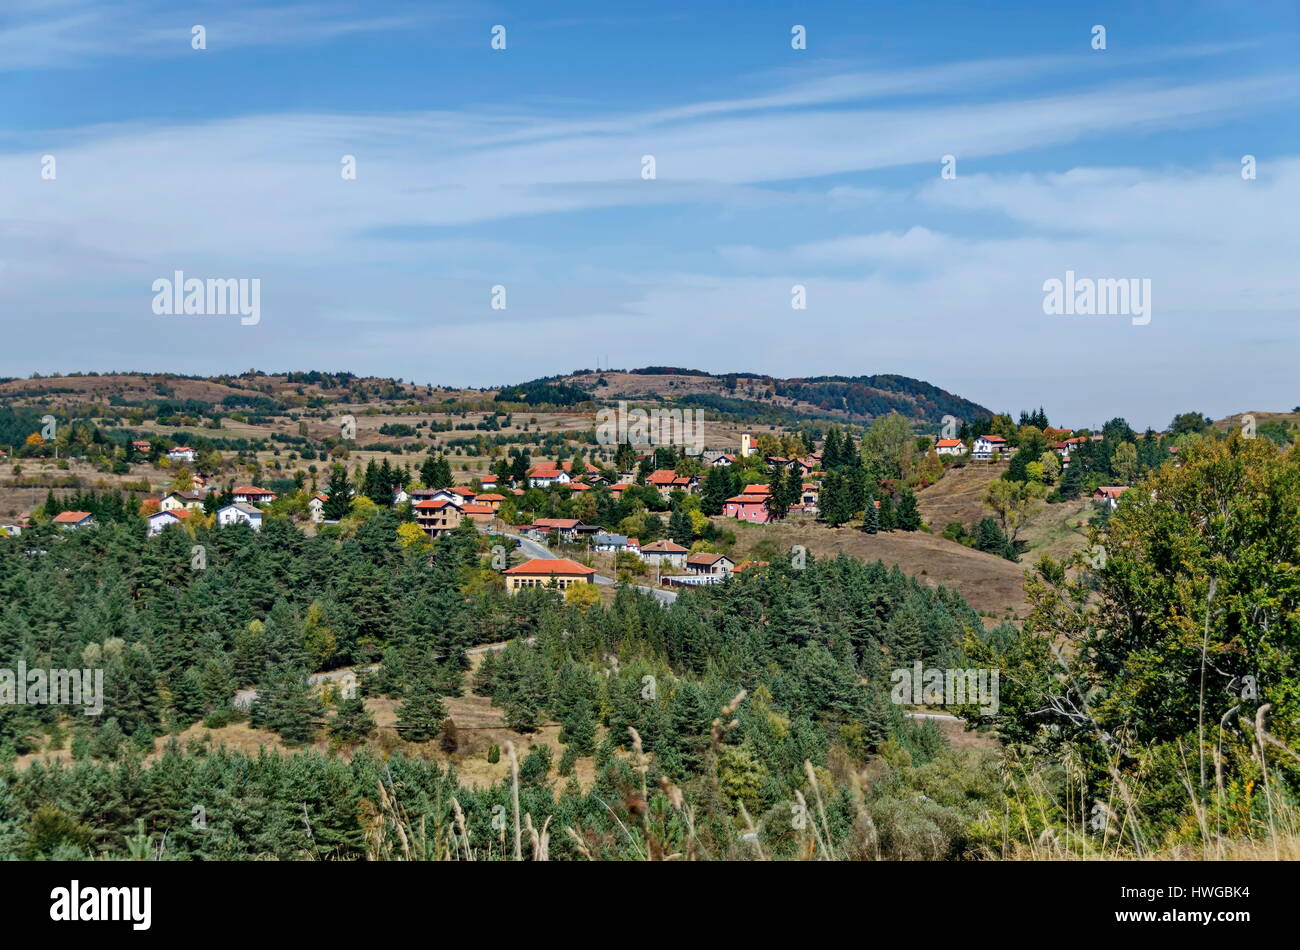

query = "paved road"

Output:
[[905, 712, 963, 723], [496, 530, 677, 604]]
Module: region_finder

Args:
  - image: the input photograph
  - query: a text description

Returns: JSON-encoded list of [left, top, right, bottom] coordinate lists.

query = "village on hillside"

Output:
[[1, 399, 1195, 601]]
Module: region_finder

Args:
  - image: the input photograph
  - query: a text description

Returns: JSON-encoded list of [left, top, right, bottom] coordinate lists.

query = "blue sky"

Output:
[[1, 0, 1298, 429]]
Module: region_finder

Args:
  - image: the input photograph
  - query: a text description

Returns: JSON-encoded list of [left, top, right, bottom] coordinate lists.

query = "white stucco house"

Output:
[[217, 502, 263, 531], [972, 435, 1008, 460]]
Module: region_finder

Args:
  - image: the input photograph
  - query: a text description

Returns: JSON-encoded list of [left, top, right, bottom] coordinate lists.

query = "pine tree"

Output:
[[329, 695, 375, 745], [841, 430, 857, 465], [420, 454, 453, 489], [255, 664, 321, 745], [877, 494, 896, 531], [668, 507, 692, 546], [322, 465, 352, 520], [559, 698, 596, 757], [171, 667, 206, 726], [764, 464, 791, 520], [700, 467, 731, 516], [823, 428, 842, 469], [862, 499, 879, 534], [895, 489, 922, 531], [785, 465, 804, 513], [822, 472, 851, 527], [396, 652, 447, 742]]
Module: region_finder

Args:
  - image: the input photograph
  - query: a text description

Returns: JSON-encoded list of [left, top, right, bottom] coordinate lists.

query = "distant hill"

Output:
[[0, 367, 992, 427], [555, 368, 992, 425]]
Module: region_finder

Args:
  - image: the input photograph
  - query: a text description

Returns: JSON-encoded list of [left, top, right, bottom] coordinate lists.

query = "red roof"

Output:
[[233, 486, 274, 496], [460, 504, 494, 514], [503, 557, 596, 577], [640, 539, 688, 553], [528, 460, 598, 477], [449, 487, 476, 497], [534, 518, 582, 529], [647, 469, 690, 486], [414, 499, 453, 510], [936, 439, 962, 448], [53, 510, 92, 524], [475, 493, 505, 502], [725, 495, 767, 505], [979, 435, 1007, 443], [686, 552, 730, 566], [740, 483, 770, 494]]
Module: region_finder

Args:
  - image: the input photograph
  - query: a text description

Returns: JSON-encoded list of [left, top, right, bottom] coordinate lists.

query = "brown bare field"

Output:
[[916, 458, 1093, 565], [916, 460, 1007, 530], [720, 514, 1029, 620]]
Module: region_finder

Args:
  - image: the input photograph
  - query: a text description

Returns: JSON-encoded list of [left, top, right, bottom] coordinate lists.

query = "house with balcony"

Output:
[[972, 435, 1008, 460]]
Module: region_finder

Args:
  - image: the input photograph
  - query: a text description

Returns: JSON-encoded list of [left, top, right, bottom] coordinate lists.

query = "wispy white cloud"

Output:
[[0, 0, 447, 69]]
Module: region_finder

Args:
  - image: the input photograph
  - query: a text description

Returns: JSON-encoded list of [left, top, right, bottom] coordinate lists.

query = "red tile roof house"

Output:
[[686, 551, 735, 575], [1092, 486, 1129, 509], [503, 557, 597, 593], [638, 539, 689, 569], [530, 518, 599, 543], [527, 460, 601, 488], [459, 503, 496, 525], [413, 499, 462, 535], [232, 486, 277, 505], [528, 465, 571, 488], [935, 438, 966, 456], [406, 488, 462, 507], [474, 492, 505, 511], [971, 435, 1008, 460], [724, 484, 777, 522], [724, 494, 774, 523], [52, 510, 95, 529], [147, 508, 191, 536], [645, 469, 698, 497]]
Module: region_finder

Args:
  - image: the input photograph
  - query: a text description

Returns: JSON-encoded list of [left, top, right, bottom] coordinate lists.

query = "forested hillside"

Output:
[[1, 419, 1296, 863], [0, 512, 993, 860]]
